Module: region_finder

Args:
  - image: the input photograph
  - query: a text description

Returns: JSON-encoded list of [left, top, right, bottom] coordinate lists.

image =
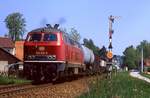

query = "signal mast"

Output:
[[107, 15, 120, 61], [107, 15, 114, 61], [106, 15, 120, 78]]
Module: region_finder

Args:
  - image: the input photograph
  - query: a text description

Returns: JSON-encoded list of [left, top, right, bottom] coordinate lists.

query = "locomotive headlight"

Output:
[[27, 55, 32, 59], [47, 55, 52, 60], [52, 55, 56, 60], [47, 55, 56, 60], [27, 55, 35, 60], [31, 55, 35, 59]]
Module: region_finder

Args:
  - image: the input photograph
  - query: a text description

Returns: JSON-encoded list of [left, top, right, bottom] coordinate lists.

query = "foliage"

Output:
[[136, 40, 150, 59], [0, 75, 31, 85], [123, 40, 150, 69], [147, 68, 150, 72], [61, 27, 107, 57], [69, 28, 81, 42], [141, 73, 150, 79], [99, 46, 107, 59], [60, 27, 67, 33], [79, 72, 150, 98], [123, 45, 140, 69], [4, 12, 26, 41], [83, 38, 100, 55]]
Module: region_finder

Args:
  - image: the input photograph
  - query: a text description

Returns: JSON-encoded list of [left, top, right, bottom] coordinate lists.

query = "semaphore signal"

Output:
[[107, 15, 120, 60]]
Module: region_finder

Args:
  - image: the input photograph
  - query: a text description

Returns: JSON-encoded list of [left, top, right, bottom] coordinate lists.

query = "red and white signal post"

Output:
[[107, 15, 114, 61], [107, 15, 120, 61]]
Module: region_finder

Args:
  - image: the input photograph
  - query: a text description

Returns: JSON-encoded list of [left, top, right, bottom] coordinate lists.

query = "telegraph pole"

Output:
[[141, 47, 143, 73]]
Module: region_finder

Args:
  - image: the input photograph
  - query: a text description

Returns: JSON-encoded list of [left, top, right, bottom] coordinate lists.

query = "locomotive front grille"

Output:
[[26, 55, 56, 61], [35, 55, 48, 60]]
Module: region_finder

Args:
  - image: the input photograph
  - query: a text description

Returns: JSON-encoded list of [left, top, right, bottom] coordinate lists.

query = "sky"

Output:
[[0, 0, 150, 55]]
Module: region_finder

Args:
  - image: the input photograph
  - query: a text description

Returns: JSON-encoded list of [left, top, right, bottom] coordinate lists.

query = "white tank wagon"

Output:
[[81, 45, 95, 64]]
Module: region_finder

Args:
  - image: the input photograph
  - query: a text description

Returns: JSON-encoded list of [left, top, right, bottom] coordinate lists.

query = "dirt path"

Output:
[[130, 72, 150, 83]]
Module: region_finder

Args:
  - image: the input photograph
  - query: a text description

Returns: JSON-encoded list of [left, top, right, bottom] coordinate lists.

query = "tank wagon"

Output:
[[23, 24, 104, 82]]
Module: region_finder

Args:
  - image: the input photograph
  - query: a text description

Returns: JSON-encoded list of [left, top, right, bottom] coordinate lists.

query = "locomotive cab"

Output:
[[24, 32, 65, 62]]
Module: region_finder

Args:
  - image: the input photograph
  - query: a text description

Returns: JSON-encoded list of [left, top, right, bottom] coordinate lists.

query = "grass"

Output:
[[141, 73, 150, 79], [0, 75, 31, 85], [79, 72, 150, 98]]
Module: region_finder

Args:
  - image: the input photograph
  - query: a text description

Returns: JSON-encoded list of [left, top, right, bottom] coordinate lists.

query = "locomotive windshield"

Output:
[[26, 33, 57, 42], [43, 34, 57, 41], [28, 33, 42, 41]]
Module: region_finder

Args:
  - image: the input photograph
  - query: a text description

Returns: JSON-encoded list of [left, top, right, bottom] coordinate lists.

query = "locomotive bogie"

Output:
[[24, 62, 67, 82]]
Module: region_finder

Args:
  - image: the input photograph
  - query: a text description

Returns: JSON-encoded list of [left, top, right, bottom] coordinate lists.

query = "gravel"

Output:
[[9, 77, 93, 98]]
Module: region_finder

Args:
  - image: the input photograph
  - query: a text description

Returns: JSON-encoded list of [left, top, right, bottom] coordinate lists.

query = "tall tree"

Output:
[[69, 28, 81, 42], [123, 45, 139, 69], [136, 40, 150, 59], [60, 27, 67, 33], [123, 40, 150, 69], [4, 12, 26, 41]]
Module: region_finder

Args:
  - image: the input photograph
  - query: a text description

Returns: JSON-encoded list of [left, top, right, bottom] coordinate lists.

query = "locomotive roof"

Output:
[[29, 27, 62, 33]]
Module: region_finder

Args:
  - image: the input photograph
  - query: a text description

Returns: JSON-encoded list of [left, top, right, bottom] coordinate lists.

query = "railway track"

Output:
[[0, 76, 82, 97], [0, 74, 106, 98], [0, 83, 52, 98]]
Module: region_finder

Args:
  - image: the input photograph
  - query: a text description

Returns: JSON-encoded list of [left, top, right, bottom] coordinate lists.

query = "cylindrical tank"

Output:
[[81, 45, 95, 64]]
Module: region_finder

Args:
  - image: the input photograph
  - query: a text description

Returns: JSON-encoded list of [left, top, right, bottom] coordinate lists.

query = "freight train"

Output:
[[23, 24, 105, 82]]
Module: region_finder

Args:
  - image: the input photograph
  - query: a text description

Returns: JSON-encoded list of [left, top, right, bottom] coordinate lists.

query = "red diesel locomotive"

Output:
[[24, 24, 90, 82]]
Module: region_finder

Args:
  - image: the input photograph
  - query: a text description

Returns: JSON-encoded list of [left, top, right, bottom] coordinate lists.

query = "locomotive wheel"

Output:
[[24, 64, 32, 80], [32, 65, 45, 84], [52, 71, 65, 84]]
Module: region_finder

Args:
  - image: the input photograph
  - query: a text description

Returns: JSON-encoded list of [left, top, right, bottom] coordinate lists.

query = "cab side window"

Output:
[[44, 34, 57, 41]]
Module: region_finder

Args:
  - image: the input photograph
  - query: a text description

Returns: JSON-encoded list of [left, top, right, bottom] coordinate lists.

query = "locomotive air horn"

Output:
[[46, 24, 52, 29], [54, 24, 59, 29]]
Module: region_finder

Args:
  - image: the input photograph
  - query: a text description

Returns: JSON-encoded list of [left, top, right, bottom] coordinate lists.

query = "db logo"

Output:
[[38, 46, 45, 51]]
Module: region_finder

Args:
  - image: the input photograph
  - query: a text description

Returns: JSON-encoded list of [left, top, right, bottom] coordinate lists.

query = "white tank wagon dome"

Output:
[[81, 45, 95, 64]]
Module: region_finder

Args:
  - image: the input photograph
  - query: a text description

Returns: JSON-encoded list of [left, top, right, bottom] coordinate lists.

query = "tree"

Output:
[[60, 27, 67, 33], [136, 40, 150, 59], [69, 28, 81, 42], [4, 12, 26, 41], [83, 38, 100, 55], [123, 45, 139, 69]]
